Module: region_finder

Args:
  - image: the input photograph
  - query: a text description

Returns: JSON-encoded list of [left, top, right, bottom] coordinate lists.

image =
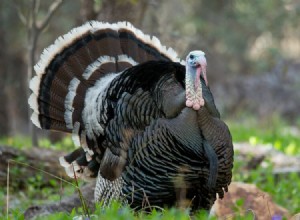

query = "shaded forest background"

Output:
[[0, 0, 300, 139], [1, 0, 300, 219]]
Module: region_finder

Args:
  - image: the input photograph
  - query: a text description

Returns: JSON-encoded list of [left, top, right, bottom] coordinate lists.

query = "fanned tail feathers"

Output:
[[28, 21, 182, 180]]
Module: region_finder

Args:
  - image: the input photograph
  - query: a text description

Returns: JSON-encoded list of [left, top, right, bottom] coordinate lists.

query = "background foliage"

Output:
[[0, 0, 299, 219], [1, 0, 299, 136]]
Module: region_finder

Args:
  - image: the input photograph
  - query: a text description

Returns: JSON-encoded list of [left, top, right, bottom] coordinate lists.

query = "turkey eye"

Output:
[[189, 54, 194, 59]]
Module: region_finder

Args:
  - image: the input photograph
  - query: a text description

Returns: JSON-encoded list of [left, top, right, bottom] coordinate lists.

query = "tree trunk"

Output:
[[27, 25, 39, 146], [25, 0, 65, 146], [0, 1, 10, 137], [96, 0, 150, 27], [80, 0, 97, 22]]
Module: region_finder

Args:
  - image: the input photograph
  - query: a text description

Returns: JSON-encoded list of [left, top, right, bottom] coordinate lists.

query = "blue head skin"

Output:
[[185, 50, 208, 110]]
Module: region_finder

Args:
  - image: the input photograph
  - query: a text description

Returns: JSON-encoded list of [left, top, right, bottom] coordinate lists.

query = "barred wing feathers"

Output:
[[28, 21, 234, 211], [28, 21, 183, 180]]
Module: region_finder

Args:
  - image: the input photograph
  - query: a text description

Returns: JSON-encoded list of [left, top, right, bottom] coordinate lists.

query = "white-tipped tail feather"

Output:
[[28, 93, 39, 114], [59, 155, 94, 181], [117, 55, 138, 66], [82, 73, 120, 140], [33, 21, 182, 79], [28, 21, 185, 185], [71, 122, 81, 147], [30, 112, 41, 128], [64, 78, 81, 129], [83, 56, 116, 80]]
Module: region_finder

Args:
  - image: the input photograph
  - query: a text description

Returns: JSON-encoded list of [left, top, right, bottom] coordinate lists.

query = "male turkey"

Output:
[[28, 21, 233, 211]]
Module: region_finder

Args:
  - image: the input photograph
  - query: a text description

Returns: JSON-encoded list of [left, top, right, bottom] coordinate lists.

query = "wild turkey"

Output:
[[28, 21, 233, 211]]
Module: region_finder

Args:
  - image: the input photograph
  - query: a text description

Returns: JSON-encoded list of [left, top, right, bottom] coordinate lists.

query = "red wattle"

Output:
[[195, 66, 202, 90]]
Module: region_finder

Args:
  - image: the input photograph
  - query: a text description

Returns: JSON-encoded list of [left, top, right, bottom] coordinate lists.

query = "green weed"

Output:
[[0, 135, 75, 151], [227, 118, 300, 156], [233, 158, 300, 214]]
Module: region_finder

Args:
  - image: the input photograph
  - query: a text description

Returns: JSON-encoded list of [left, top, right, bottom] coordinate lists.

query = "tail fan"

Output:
[[29, 21, 181, 133], [28, 21, 181, 180]]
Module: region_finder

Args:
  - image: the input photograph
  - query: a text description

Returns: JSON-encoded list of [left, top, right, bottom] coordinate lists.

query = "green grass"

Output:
[[0, 135, 75, 151], [1, 116, 300, 219], [227, 116, 300, 156], [233, 158, 300, 215], [0, 181, 76, 219], [228, 117, 300, 214], [2, 200, 257, 220]]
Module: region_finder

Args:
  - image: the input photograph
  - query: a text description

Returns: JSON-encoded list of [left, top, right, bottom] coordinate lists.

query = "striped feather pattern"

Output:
[[91, 61, 233, 211], [29, 21, 182, 132], [28, 21, 233, 211], [28, 21, 182, 180]]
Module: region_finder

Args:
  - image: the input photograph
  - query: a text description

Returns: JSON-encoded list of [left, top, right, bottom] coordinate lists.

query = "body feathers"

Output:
[[28, 21, 233, 211]]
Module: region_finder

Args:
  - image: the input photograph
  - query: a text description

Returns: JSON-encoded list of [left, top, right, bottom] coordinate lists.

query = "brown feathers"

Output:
[[28, 21, 233, 211]]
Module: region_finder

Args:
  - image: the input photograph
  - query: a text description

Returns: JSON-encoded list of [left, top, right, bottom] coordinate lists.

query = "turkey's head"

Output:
[[185, 50, 207, 110]]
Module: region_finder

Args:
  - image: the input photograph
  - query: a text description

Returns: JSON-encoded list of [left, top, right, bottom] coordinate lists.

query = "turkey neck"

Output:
[[185, 65, 203, 109]]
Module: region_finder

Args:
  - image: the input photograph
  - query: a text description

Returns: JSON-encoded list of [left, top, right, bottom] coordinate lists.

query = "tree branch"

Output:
[[11, 0, 27, 25], [29, 0, 38, 31], [34, 0, 40, 18], [37, 0, 64, 32]]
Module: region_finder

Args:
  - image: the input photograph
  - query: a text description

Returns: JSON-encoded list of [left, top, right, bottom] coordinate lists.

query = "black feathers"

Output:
[[29, 21, 233, 211]]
